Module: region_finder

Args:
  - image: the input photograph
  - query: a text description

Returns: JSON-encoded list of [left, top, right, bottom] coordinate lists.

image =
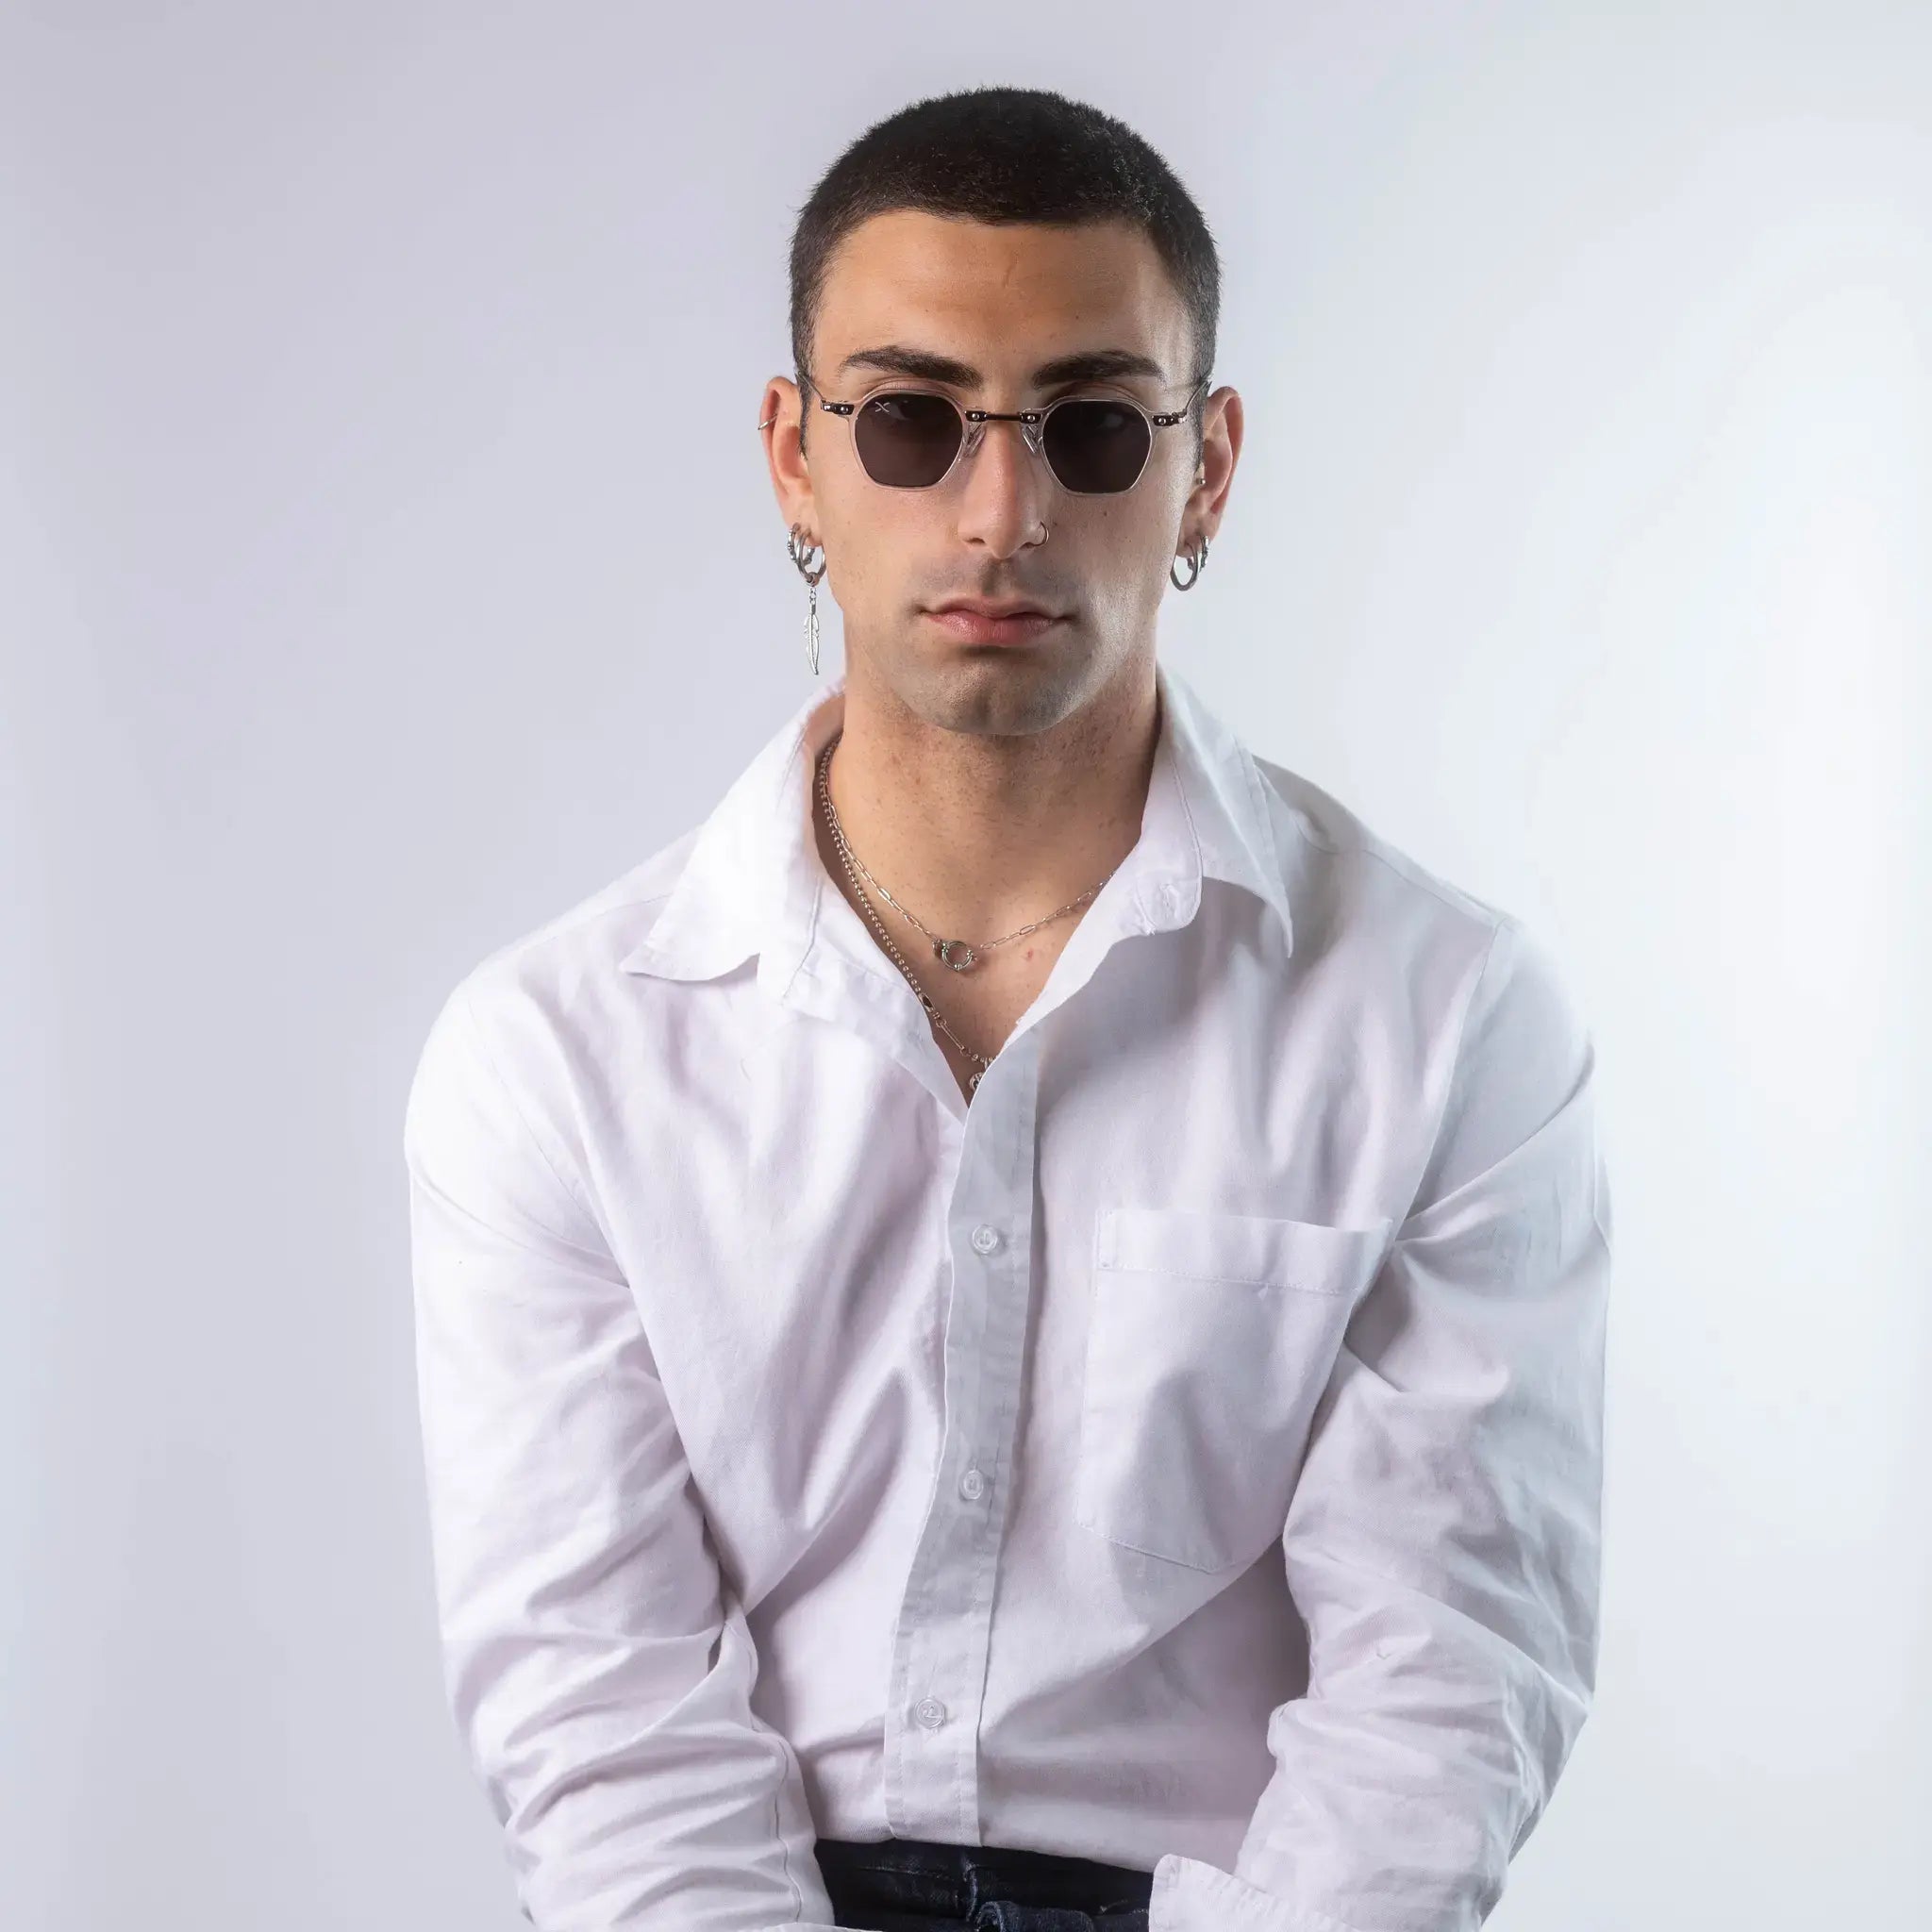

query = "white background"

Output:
[[5, 4, 1926, 1927]]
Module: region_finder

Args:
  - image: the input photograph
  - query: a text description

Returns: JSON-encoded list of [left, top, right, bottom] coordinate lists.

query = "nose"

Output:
[[952, 415, 1050, 558]]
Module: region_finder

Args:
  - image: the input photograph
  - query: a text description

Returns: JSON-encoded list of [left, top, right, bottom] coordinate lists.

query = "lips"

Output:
[[924, 606, 1063, 645], [929, 602, 1055, 620]]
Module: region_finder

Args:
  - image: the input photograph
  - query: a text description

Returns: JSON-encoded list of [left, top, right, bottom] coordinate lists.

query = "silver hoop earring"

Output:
[[1170, 535, 1209, 591], [788, 523, 827, 675]]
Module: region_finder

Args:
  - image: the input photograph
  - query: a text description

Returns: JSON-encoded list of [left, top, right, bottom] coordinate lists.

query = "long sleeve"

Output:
[[403, 976, 841, 1931], [1151, 914, 1613, 1932]]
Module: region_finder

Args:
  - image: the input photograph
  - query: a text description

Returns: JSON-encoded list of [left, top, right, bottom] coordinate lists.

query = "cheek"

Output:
[[1082, 565, 1163, 635], [1098, 493, 1190, 580], [1105, 463, 1190, 538]]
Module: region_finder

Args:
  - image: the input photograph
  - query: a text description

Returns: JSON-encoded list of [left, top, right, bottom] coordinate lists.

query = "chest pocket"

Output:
[[1074, 1205, 1393, 1574]]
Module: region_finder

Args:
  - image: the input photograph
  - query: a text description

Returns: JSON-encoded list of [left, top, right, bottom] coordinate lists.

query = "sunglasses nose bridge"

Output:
[[955, 409, 1049, 476]]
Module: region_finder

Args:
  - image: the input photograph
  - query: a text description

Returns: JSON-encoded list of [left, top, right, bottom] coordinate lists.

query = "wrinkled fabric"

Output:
[[404, 660, 1612, 1931]]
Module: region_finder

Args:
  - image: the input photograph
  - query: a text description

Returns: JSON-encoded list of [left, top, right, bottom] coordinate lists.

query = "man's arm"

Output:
[[1152, 914, 1613, 1932], [403, 976, 841, 1931]]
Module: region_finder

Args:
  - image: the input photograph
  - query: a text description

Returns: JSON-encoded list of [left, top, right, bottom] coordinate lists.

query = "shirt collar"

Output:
[[618, 657, 1294, 986]]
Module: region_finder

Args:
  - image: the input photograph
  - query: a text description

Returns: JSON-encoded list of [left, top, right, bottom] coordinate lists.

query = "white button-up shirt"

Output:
[[403, 658, 1612, 1932]]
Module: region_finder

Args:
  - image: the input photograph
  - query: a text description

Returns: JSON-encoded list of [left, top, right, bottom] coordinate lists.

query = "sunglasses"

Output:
[[808, 374, 1208, 495]]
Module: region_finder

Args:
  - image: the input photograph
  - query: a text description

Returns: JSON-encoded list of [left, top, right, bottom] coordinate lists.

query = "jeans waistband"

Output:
[[816, 1835, 1155, 1921]]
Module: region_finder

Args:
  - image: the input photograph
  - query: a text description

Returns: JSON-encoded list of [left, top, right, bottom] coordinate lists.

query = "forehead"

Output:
[[813, 208, 1189, 387]]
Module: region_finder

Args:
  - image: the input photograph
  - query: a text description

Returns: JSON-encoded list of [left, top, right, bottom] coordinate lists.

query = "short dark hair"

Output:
[[788, 86, 1220, 459]]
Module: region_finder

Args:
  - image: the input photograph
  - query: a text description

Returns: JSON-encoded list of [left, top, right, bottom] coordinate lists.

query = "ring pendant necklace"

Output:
[[814, 731, 1117, 1092]]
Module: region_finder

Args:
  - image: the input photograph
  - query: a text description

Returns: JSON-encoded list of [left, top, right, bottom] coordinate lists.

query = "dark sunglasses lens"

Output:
[[1043, 398, 1152, 493], [853, 391, 964, 487]]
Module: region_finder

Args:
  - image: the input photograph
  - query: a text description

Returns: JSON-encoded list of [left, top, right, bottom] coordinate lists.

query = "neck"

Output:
[[817, 662, 1161, 947]]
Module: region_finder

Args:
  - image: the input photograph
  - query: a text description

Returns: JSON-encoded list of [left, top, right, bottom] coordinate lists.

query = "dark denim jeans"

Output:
[[815, 1835, 1155, 1931]]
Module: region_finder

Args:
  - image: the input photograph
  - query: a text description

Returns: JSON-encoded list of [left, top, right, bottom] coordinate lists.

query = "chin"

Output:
[[885, 641, 1097, 740]]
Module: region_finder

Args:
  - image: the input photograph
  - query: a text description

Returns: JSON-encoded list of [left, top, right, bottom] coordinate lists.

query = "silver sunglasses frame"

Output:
[[808, 373, 1209, 495]]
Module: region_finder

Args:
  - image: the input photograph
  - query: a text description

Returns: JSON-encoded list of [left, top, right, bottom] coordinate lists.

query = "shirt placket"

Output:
[[882, 1025, 1041, 1843]]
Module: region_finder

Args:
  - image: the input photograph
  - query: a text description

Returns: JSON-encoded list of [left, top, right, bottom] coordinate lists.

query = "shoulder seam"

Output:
[[1395, 912, 1518, 1231], [1256, 762, 1509, 930], [456, 980, 603, 1233], [477, 885, 679, 979]]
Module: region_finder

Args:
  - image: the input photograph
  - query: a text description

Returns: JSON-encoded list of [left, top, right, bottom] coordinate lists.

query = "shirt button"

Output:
[[914, 1696, 948, 1728], [970, 1224, 1003, 1255], [959, 1468, 988, 1502]]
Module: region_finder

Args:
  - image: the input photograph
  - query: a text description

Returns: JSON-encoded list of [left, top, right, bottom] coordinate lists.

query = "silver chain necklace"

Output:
[[814, 730, 1115, 1092]]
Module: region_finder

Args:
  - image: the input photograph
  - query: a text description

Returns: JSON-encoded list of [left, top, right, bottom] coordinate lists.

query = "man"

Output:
[[404, 85, 1612, 1932]]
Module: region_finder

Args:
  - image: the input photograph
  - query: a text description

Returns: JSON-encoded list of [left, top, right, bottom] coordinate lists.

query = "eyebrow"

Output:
[[832, 342, 1171, 390]]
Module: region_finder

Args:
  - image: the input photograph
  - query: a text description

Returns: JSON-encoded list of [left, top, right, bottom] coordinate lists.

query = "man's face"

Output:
[[765, 209, 1240, 740]]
